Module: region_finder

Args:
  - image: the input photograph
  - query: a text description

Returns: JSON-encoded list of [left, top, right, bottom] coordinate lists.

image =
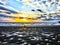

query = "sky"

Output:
[[6, 0, 34, 12], [0, 0, 59, 12], [0, 0, 60, 23]]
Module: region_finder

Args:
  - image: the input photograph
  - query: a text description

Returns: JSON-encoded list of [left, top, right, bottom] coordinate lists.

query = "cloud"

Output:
[[0, 0, 8, 4]]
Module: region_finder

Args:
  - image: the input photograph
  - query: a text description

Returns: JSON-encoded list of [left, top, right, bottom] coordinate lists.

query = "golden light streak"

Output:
[[10, 12, 43, 22]]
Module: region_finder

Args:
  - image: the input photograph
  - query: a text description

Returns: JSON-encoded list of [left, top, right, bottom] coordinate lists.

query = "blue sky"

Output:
[[6, 0, 34, 12], [0, 0, 58, 12]]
